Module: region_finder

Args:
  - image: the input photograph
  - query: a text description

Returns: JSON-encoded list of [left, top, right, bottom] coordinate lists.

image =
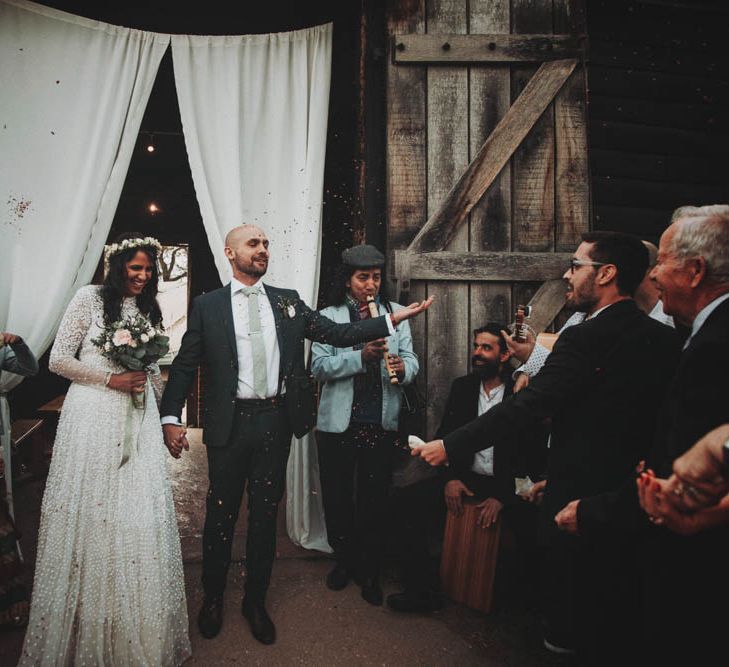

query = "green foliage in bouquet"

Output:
[[92, 313, 169, 371]]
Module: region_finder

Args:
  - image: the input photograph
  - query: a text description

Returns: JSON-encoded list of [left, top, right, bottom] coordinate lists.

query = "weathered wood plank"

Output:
[[554, 1, 590, 251], [393, 250, 572, 281], [406, 58, 576, 254], [511, 0, 555, 254], [386, 0, 427, 254], [469, 0, 512, 332], [393, 33, 584, 63], [424, 0, 470, 440], [524, 278, 568, 334]]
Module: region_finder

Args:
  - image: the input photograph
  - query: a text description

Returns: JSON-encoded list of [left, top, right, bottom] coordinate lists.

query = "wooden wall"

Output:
[[586, 0, 729, 241], [386, 0, 590, 437]]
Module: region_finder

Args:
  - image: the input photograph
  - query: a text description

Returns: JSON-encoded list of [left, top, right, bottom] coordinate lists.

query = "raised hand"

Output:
[[501, 328, 535, 364], [390, 296, 435, 325]]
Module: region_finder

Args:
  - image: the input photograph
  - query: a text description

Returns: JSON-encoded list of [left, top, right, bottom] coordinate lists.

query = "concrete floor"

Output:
[[1, 429, 573, 666]]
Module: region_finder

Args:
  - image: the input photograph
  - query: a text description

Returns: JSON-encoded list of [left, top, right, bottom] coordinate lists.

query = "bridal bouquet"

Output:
[[92, 313, 169, 409]]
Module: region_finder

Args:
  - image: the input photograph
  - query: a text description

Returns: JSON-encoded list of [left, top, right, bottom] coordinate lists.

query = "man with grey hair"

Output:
[[638, 204, 729, 662]]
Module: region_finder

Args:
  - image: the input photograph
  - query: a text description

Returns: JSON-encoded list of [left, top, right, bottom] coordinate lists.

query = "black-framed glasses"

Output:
[[569, 259, 607, 273]]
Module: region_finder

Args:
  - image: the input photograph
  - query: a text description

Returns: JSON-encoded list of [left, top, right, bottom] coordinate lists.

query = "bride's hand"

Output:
[[107, 371, 147, 393]]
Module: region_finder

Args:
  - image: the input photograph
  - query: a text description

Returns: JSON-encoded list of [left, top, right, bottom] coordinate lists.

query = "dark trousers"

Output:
[[317, 424, 395, 579], [202, 398, 292, 601]]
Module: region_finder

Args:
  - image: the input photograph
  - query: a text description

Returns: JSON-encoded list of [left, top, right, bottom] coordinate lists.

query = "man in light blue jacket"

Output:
[[312, 244, 418, 607]]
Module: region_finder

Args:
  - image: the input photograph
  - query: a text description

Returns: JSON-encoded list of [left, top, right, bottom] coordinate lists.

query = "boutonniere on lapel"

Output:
[[278, 297, 297, 320]]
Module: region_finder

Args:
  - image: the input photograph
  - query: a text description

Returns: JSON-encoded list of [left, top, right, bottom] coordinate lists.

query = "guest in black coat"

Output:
[[413, 231, 681, 663], [635, 205, 729, 663], [387, 323, 546, 613]]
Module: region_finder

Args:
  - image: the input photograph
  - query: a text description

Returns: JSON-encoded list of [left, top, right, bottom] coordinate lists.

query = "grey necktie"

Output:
[[241, 286, 268, 399]]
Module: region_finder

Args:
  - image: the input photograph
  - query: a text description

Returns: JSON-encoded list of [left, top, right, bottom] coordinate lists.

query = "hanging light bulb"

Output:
[[146, 133, 155, 153], [148, 202, 160, 214]]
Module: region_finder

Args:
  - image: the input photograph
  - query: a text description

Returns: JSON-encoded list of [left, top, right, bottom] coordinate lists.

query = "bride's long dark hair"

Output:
[[102, 232, 163, 327]]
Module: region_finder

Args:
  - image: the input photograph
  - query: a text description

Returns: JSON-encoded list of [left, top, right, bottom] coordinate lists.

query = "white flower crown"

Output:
[[105, 236, 162, 258]]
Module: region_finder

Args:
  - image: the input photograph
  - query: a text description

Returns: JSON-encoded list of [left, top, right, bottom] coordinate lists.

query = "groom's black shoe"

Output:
[[198, 596, 223, 639], [241, 596, 276, 645]]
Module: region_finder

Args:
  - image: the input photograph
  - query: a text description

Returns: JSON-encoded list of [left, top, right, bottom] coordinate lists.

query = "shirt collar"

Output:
[[685, 291, 729, 348], [231, 277, 265, 294], [586, 302, 617, 320], [480, 382, 505, 401]]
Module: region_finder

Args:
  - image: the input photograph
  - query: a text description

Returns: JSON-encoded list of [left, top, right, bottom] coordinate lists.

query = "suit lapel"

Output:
[[220, 285, 237, 358]]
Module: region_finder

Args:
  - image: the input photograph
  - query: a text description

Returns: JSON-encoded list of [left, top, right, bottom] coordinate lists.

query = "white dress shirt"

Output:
[[161, 277, 283, 425], [230, 277, 282, 399], [470, 383, 506, 476]]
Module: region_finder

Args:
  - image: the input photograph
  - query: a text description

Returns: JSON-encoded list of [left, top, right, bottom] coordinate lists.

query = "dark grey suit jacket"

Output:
[[160, 283, 391, 446]]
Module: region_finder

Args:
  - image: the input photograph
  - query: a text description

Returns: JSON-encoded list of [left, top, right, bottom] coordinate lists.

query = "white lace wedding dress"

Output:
[[20, 286, 191, 666]]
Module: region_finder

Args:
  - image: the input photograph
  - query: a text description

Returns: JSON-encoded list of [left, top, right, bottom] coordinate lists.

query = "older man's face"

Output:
[[651, 224, 694, 325]]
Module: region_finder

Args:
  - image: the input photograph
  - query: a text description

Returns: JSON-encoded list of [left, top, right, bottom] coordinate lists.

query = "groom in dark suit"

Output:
[[413, 231, 681, 662], [161, 225, 432, 644]]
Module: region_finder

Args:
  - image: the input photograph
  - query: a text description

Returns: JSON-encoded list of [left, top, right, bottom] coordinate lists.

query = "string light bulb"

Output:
[[148, 202, 160, 214], [146, 133, 155, 153]]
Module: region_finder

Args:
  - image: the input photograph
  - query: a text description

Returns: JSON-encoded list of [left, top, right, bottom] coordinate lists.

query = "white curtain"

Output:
[[0, 0, 168, 515], [171, 24, 333, 552]]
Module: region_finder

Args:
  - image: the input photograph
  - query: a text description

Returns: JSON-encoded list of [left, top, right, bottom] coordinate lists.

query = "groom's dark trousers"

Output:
[[160, 283, 391, 604], [203, 396, 292, 600]]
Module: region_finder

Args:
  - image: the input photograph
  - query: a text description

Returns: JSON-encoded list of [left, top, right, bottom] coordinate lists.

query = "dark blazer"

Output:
[[160, 283, 391, 446], [442, 300, 681, 534], [436, 374, 546, 504], [641, 295, 729, 658]]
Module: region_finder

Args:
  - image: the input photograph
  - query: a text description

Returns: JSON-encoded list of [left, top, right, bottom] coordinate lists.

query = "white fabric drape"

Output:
[[171, 24, 333, 552], [0, 0, 168, 516]]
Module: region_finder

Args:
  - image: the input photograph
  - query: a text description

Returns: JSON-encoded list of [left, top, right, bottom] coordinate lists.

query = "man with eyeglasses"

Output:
[[508, 240, 674, 391], [412, 231, 681, 662]]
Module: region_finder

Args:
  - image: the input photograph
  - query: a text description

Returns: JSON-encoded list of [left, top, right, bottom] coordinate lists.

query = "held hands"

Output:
[[555, 499, 580, 535], [162, 424, 190, 459], [668, 424, 729, 511], [637, 468, 727, 536], [0, 332, 21, 346], [390, 296, 435, 325], [411, 439, 448, 466], [107, 371, 147, 394], [444, 479, 474, 516]]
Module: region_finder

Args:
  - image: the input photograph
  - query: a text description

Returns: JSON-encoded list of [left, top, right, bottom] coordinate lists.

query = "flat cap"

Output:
[[341, 244, 385, 268]]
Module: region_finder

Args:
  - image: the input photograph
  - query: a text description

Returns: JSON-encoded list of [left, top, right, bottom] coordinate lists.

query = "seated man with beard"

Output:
[[387, 323, 546, 613]]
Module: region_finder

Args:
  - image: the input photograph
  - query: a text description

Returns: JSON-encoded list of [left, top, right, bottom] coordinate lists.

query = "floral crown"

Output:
[[105, 236, 162, 259]]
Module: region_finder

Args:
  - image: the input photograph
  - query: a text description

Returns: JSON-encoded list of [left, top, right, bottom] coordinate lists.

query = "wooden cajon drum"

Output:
[[440, 499, 501, 613]]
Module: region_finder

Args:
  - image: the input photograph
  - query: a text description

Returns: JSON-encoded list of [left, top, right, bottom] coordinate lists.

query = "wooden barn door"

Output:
[[386, 0, 590, 437]]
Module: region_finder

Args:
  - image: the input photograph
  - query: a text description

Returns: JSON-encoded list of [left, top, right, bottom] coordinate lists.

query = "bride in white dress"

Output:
[[20, 235, 191, 666]]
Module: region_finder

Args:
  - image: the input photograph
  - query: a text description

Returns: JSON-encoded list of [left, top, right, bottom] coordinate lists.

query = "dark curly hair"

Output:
[[102, 232, 163, 327]]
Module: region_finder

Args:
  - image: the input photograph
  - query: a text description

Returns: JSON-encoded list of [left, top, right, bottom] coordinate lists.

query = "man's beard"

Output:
[[237, 256, 268, 277], [472, 357, 500, 380]]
